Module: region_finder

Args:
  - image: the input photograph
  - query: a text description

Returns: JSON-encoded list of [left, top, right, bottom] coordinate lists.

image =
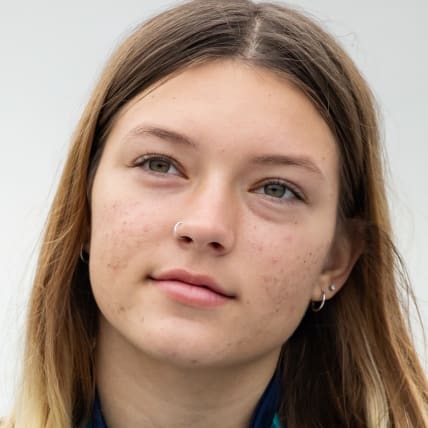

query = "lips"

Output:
[[150, 269, 235, 298]]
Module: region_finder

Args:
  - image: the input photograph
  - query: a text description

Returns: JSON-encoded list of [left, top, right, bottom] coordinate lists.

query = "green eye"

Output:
[[138, 155, 180, 175], [264, 183, 287, 198], [253, 180, 301, 202], [147, 158, 171, 173]]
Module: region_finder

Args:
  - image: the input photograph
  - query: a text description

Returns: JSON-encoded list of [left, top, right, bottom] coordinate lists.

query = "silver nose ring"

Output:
[[173, 221, 183, 238]]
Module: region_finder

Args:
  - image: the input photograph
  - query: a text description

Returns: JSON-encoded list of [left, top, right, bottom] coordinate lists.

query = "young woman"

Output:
[[3, 0, 428, 427]]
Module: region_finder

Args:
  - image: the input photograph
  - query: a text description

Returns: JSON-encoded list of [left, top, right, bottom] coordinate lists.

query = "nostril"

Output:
[[210, 242, 223, 250], [181, 235, 193, 243]]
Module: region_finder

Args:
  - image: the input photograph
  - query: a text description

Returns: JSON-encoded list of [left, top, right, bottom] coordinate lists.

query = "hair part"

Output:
[[6, 1, 427, 427]]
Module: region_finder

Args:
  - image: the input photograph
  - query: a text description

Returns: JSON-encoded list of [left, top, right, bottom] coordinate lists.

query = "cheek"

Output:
[[248, 235, 330, 318], [89, 199, 156, 276], [88, 198, 163, 321]]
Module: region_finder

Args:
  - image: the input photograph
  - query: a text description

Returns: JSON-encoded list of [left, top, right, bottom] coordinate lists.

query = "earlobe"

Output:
[[312, 218, 364, 301]]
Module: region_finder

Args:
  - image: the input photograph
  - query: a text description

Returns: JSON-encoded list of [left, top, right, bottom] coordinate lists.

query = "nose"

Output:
[[173, 187, 236, 255]]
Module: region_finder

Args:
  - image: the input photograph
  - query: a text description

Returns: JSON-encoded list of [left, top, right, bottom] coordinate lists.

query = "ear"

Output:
[[311, 218, 364, 302]]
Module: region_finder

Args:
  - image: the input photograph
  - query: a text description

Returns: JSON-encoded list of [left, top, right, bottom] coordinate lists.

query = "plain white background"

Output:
[[1, 0, 427, 416]]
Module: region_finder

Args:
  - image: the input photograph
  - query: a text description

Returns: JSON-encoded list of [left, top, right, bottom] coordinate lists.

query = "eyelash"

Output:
[[133, 153, 305, 203], [133, 153, 183, 176], [253, 179, 304, 203]]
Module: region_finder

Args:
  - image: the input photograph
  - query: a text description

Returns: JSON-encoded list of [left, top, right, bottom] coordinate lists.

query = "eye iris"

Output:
[[149, 159, 170, 173], [264, 183, 286, 198]]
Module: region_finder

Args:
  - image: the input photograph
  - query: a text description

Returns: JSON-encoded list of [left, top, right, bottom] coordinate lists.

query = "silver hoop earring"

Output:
[[311, 290, 326, 312], [173, 221, 183, 238], [80, 245, 89, 264]]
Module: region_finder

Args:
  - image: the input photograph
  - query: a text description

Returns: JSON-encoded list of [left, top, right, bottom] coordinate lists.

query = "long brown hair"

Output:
[[6, 1, 428, 426]]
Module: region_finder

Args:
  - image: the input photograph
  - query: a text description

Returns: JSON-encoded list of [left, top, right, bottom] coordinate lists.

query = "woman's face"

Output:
[[89, 60, 344, 369]]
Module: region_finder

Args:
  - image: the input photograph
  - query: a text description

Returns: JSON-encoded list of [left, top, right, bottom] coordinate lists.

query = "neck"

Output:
[[95, 318, 279, 428]]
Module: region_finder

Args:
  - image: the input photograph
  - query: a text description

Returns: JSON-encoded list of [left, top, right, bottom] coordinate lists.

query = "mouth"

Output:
[[149, 269, 235, 307]]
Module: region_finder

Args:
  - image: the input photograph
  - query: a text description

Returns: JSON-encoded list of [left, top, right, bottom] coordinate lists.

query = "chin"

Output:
[[129, 327, 279, 371], [131, 326, 234, 368]]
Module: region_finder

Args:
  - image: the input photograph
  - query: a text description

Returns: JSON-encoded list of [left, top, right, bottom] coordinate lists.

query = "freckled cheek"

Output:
[[251, 243, 328, 312], [89, 200, 160, 273], [256, 268, 308, 311]]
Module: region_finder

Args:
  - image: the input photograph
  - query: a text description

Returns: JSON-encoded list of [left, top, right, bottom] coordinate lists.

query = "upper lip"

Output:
[[150, 269, 235, 298]]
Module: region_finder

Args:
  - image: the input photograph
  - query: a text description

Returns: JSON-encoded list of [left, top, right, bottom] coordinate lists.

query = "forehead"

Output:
[[107, 60, 338, 178]]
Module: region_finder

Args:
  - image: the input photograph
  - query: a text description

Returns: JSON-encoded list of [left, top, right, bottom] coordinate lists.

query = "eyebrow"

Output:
[[250, 154, 324, 177], [123, 125, 197, 148], [124, 124, 324, 177]]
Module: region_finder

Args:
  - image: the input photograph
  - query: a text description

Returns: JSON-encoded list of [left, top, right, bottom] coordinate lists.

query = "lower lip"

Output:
[[152, 279, 232, 307]]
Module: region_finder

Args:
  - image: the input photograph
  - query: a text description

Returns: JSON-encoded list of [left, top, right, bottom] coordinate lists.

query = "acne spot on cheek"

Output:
[[106, 259, 127, 272], [259, 274, 289, 303]]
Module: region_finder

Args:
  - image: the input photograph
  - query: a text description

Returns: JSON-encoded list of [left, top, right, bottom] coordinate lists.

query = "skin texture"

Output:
[[89, 60, 358, 428]]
